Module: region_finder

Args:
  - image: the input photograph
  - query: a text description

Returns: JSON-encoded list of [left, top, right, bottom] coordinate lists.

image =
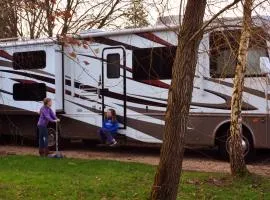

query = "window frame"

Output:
[[106, 53, 121, 79], [13, 83, 47, 101], [209, 29, 269, 79], [133, 46, 176, 80], [12, 50, 46, 70]]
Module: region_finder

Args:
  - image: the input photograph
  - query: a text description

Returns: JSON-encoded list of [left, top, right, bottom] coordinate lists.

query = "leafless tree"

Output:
[[150, 0, 248, 199], [16, 0, 46, 39], [0, 0, 18, 39], [208, 0, 270, 176], [1, 0, 135, 38]]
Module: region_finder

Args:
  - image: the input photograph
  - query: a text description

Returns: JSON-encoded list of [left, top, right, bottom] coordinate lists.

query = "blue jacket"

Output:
[[102, 119, 119, 133]]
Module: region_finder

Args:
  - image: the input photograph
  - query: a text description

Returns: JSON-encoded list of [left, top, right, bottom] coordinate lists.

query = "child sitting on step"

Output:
[[99, 109, 119, 146]]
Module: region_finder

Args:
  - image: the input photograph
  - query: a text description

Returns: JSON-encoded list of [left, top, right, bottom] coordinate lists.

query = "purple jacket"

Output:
[[37, 106, 57, 127]]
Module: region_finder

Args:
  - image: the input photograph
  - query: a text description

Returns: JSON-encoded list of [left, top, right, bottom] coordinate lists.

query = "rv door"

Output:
[[101, 47, 127, 129]]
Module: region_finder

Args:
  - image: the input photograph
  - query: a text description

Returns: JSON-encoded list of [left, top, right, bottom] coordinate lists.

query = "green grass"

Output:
[[0, 156, 269, 200]]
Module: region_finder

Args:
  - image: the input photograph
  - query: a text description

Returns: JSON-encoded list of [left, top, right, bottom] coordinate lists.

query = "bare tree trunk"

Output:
[[229, 0, 253, 177], [61, 0, 74, 35], [150, 0, 206, 199], [45, 0, 54, 37], [0, 0, 17, 39]]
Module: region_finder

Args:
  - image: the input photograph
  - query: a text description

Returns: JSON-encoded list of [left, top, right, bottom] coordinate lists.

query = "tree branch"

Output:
[[188, 0, 241, 42]]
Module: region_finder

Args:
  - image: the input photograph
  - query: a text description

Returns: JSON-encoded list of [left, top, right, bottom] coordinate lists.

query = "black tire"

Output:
[[0, 134, 3, 145], [217, 129, 255, 162], [217, 132, 229, 160]]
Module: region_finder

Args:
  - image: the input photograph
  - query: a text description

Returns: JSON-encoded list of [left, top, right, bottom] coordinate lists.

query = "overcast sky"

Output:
[[146, 0, 270, 25]]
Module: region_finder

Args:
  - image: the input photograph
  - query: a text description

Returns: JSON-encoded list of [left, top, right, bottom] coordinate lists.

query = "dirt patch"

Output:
[[186, 176, 232, 187], [0, 145, 269, 177]]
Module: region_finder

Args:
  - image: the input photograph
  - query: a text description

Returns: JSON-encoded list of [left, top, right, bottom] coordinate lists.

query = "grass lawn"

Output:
[[0, 156, 269, 200]]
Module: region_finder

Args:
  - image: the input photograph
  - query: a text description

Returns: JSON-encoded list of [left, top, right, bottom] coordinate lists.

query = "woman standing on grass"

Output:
[[99, 109, 119, 146], [37, 98, 59, 156]]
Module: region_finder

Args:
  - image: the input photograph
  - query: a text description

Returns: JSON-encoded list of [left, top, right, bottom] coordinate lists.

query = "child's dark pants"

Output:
[[99, 128, 115, 143]]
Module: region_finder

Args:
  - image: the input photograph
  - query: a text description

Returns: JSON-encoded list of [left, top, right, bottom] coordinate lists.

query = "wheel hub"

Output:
[[226, 136, 250, 157], [48, 128, 56, 147]]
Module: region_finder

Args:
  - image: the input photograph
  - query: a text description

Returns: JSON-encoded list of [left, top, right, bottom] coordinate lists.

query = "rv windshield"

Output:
[[210, 29, 268, 78]]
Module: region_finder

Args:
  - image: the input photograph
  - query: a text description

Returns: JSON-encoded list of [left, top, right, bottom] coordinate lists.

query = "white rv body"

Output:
[[0, 17, 270, 152]]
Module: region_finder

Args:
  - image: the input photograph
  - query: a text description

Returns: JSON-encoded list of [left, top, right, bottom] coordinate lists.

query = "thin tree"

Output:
[[44, 0, 55, 37], [229, 0, 253, 177], [0, 0, 18, 39], [150, 1, 207, 199], [124, 0, 149, 28], [5, 0, 127, 38], [150, 0, 244, 199]]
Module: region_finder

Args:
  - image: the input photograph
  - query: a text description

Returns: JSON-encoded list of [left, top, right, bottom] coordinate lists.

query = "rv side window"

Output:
[[13, 51, 46, 70], [133, 47, 176, 80], [107, 54, 120, 79], [210, 29, 268, 78], [13, 83, 46, 101]]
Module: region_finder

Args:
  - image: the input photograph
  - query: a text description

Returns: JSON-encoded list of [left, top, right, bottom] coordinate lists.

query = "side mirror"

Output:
[[260, 57, 270, 74]]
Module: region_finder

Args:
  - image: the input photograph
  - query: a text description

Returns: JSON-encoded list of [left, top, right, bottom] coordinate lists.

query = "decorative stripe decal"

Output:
[[0, 104, 36, 114], [93, 37, 139, 50], [0, 50, 12, 60], [0, 60, 12, 68], [77, 53, 133, 73], [141, 80, 170, 89], [68, 100, 162, 140], [0, 70, 55, 84], [201, 89, 256, 110], [0, 89, 12, 95], [207, 78, 268, 99], [0, 46, 263, 111], [136, 32, 174, 47], [67, 100, 101, 114], [102, 89, 167, 107]]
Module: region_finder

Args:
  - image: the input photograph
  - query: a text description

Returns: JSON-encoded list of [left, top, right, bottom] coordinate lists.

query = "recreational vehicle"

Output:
[[0, 16, 270, 159]]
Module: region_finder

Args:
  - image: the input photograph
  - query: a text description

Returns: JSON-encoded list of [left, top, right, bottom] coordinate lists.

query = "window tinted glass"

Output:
[[107, 54, 120, 79], [246, 48, 267, 75], [13, 51, 46, 70], [210, 29, 268, 78], [133, 47, 176, 80], [13, 83, 46, 101]]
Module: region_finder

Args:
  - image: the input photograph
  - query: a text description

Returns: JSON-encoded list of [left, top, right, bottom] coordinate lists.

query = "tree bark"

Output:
[[150, 0, 206, 199], [229, 0, 253, 177], [0, 0, 17, 39], [45, 0, 54, 37]]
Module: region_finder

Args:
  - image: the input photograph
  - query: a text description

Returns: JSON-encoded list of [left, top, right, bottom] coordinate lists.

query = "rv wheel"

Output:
[[218, 130, 255, 162]]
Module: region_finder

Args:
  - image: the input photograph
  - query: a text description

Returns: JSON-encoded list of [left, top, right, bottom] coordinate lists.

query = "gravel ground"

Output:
[[0, 145, 269, 176]]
